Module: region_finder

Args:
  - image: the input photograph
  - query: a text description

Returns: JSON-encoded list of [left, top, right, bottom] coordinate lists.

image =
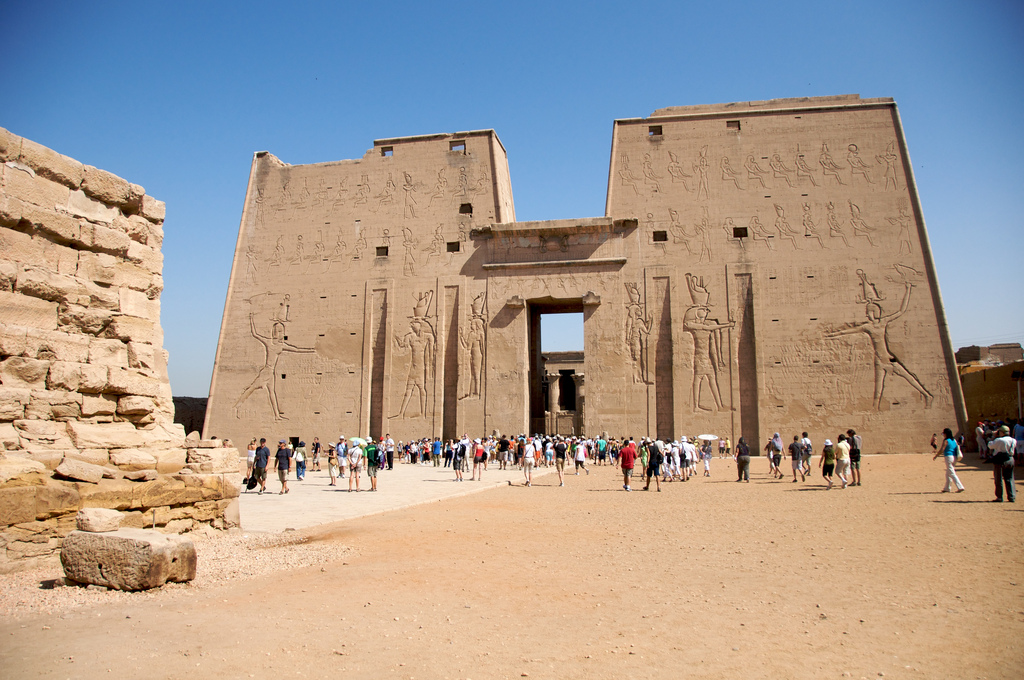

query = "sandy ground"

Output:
[[1, 454, 1021, 680]]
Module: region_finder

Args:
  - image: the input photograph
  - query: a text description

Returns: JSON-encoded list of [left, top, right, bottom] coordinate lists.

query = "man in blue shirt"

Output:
[[253, 438, 271, 494]]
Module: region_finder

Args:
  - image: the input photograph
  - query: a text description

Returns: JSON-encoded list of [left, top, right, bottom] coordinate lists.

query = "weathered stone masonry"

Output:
[[0, 127, 239, 573]]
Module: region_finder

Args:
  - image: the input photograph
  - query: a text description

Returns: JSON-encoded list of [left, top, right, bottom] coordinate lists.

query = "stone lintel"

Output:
[[483, 257, 626, 271]]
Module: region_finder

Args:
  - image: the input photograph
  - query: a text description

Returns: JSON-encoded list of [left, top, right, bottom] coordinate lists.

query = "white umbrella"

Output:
[[697, 434, 718, 441], [349, 437, 367, 447]]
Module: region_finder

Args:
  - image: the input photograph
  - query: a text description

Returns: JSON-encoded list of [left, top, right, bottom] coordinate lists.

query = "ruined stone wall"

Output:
[[0, 128, 239, 572]]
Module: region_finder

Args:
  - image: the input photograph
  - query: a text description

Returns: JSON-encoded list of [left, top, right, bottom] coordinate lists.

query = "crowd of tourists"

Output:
[[238, 422, 1016, 503]]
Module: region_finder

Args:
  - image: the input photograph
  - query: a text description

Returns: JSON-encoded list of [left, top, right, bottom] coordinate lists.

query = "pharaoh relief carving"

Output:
[[847, 200, 879, 247], [683, 274, 734, 413], [233, 294, 316, 421], [846, 144, 874, 184], [460, 292, 486, 399], [773, 204, 801, 249], [888, 198, 914, 255], [800, 203, 826, 248], [392, 291, 436, 419], [695, 146, 711, 200], [619, 154, 641, 196], [818, 144, 846, 185], [624, 282, 653, 384], [667, 151, 694, 191], [720, 156, 743, 190], [876, 142, 900, 191], [770, 154, 796, 187], [794, 148, 819, 186], [825, 267, 932, 410], [744, 155, 770, 189]]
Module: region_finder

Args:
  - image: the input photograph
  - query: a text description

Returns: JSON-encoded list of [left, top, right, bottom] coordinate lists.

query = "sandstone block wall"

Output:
[[0, 128, 239, 573]]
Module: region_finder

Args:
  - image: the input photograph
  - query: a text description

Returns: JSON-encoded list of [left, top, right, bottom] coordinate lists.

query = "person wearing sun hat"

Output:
[[818, 439, 836, 490]]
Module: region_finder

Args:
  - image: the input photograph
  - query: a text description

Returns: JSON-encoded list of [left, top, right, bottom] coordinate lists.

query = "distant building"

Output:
[[955, 343, 1023, 367]]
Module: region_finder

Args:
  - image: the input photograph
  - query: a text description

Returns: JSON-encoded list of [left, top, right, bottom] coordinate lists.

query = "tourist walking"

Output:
[[800, 432, 813, 476], [294, 441, 307, 480], [574, 438, 590, 476], [702, 439, 713, 476], [522, 436, 536, 486], [768, 433, 784, 479], [554, 436, 567, 486], [620, 438, 637, 491], [680, 436, 696, 481], [932, 428, 964, 493], [988, 425, 1016, 502], [327, 442, 339, 486], [835, 434, 851, 489], [385, 434, 395, 470], [275, 440, 292, 494], [336, 436, 348, 480], [846, 429, 862, 486], [644, 441, 663, 491], [789, 435, 805, 482], [734, 437, 751, 482], [819, 439, 836, 490], [253, 438, 270, 494], [472, 439, 485, 481], [245, 438, 257, 484], [311, 437, 322, 472]]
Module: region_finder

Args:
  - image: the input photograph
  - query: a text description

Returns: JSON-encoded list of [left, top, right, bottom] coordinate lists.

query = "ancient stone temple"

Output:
[[206, 95, 967, 453]]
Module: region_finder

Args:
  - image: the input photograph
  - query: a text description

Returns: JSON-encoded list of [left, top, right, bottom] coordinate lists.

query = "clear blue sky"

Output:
[[2, 1, 1021, 396]]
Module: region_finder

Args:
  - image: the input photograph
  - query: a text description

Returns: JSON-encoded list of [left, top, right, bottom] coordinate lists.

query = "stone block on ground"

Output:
[[123, 469, 157, 482], [66, 420, 145, 449], [0, 455, 47, 484], [186, 447, 241, 474], [109, 448, 157, 471], [54, 458, 104, 484], [75, 507, 122, 532], [60, 528, 196, 590]]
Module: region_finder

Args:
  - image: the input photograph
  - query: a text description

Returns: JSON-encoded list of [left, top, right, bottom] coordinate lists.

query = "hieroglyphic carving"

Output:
[[801, 203, 826, 248], [819, 144, 846, 185], [402, 172, 418, 219], [290, 234, 305, 264], [749, 215, 774, 250], [720, 156, 743, 190], [667, 151, 693, 190], [888, 198, 913, 255], [392, 291, 435, 418], [642, 153, 662, 193], [846, 144, 873, 184], [624, 282, 653, 384], [692, 208, 713, 262], [847, 200, 879, 247], [770, 153, 796, 187], [825, 201, 851, 247], [332, 178, 349, 208], [722, 217, 744, 249], [375, 173, 397, 211], [825, 270, 932, 410], [270, 236, 285, 266], [355, 175, 371, 205], [619, 155, 641, 196], [402, 226, 417, 276], [794, 148, 818, 186], [253, 187, 266, 229], [745, 155, 769, 189], [428, 168, 447, 207], [245, 245, 260, 283], [773, 204, 800, 249], [234, 297, 316, 421], [460, 292, 486, 399], [683, 274, 733, 412], [695, 146, 710, 200], [876, 142, 900, 191]]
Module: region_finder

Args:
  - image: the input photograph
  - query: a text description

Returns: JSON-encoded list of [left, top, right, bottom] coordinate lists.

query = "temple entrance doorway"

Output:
[[528, 301, 584, 435]]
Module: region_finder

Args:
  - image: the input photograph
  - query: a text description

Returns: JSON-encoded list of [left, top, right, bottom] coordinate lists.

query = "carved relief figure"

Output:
[[270, 236, 285, 266], [876, 142, 900, 191], [332, 177, 349, 208], [329, 232, 347, 263], [770, 153, 796, 187], [245, 245, 260, 284], [819, 144, 846, 185], [683, 274, 734, 412], [428, 168, 447, 207], [773, 204, 800, 249], [313, 179, 329, 207], [694, 146, 710, 200], [253, 187, 266, 229], [618, 155, 641, 196], [825, 201, 850, 247], [392, 291, 436, 418], [375, 173, 397, 211], [402, 226, 417, 276], [692, 208, 713, 262], [722, 217, 745, 249], [312, 231, 326, 262], [749, 215, 774, 250], [425, 223, 445, 260], [451, 167, 470, 204], [669, 208, 694, 253], [846, 144, 873, 184], [801, 203, 826, 248], [355, 175, 371, 205], [745, 155, 769, 189], [290, 234, 305, 264], [826, 275, 932, 409], [720, 156, 743, 190], [794, 150, 819, 186], [888, 198, 914, 255], [624, 283, 653, 384], [234, 310, 316, 421], [642, 153, 662, 193], [847, 200, 879, 246], [352, 231, 366, 259], [402, 172, 418, 219], [667, 151, 693, 190], [460, 293, 486, 398]]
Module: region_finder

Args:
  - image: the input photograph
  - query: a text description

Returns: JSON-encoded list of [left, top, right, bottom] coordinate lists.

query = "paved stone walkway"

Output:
[[239, 461, 558, 533]]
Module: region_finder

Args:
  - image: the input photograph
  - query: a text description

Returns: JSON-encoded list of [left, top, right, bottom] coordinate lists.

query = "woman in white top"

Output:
[[522, 438, 536, 486], [347, 440, 362, 492], [245, 438, 257, 483]]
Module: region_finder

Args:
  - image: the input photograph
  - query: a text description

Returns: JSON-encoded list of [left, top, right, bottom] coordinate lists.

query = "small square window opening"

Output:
[[446, 241, 460, 253], [726, 120, 741, 131], [380, 146, 393, 157], [449, 141, 466, 153], [648, 125, 662, 137], [376, 246, 389, 257], [733, 227, 749, 238], [652, 230, 668, 242], [459, 203, 473, 215]]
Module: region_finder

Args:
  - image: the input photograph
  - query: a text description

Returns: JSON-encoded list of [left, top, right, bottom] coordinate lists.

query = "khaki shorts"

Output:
[[277, 468, 288, 483]]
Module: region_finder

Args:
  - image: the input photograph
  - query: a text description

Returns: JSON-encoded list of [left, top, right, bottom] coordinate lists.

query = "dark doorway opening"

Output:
[[528, 301, 584, 435]]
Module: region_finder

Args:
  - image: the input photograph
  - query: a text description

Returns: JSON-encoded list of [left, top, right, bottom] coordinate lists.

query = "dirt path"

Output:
[[1, 454, 1021, 679]]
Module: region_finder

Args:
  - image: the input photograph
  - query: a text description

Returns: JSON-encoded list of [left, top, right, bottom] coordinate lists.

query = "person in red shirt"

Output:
[[619, 437, 637, 492]]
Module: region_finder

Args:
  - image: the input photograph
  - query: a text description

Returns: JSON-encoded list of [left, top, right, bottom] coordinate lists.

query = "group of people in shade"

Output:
[[240, 424, 1015, 503]]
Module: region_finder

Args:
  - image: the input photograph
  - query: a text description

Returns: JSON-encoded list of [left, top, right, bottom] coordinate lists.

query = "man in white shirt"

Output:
[[523, 437, 537, 486], [989, 425, 1016, 503]]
